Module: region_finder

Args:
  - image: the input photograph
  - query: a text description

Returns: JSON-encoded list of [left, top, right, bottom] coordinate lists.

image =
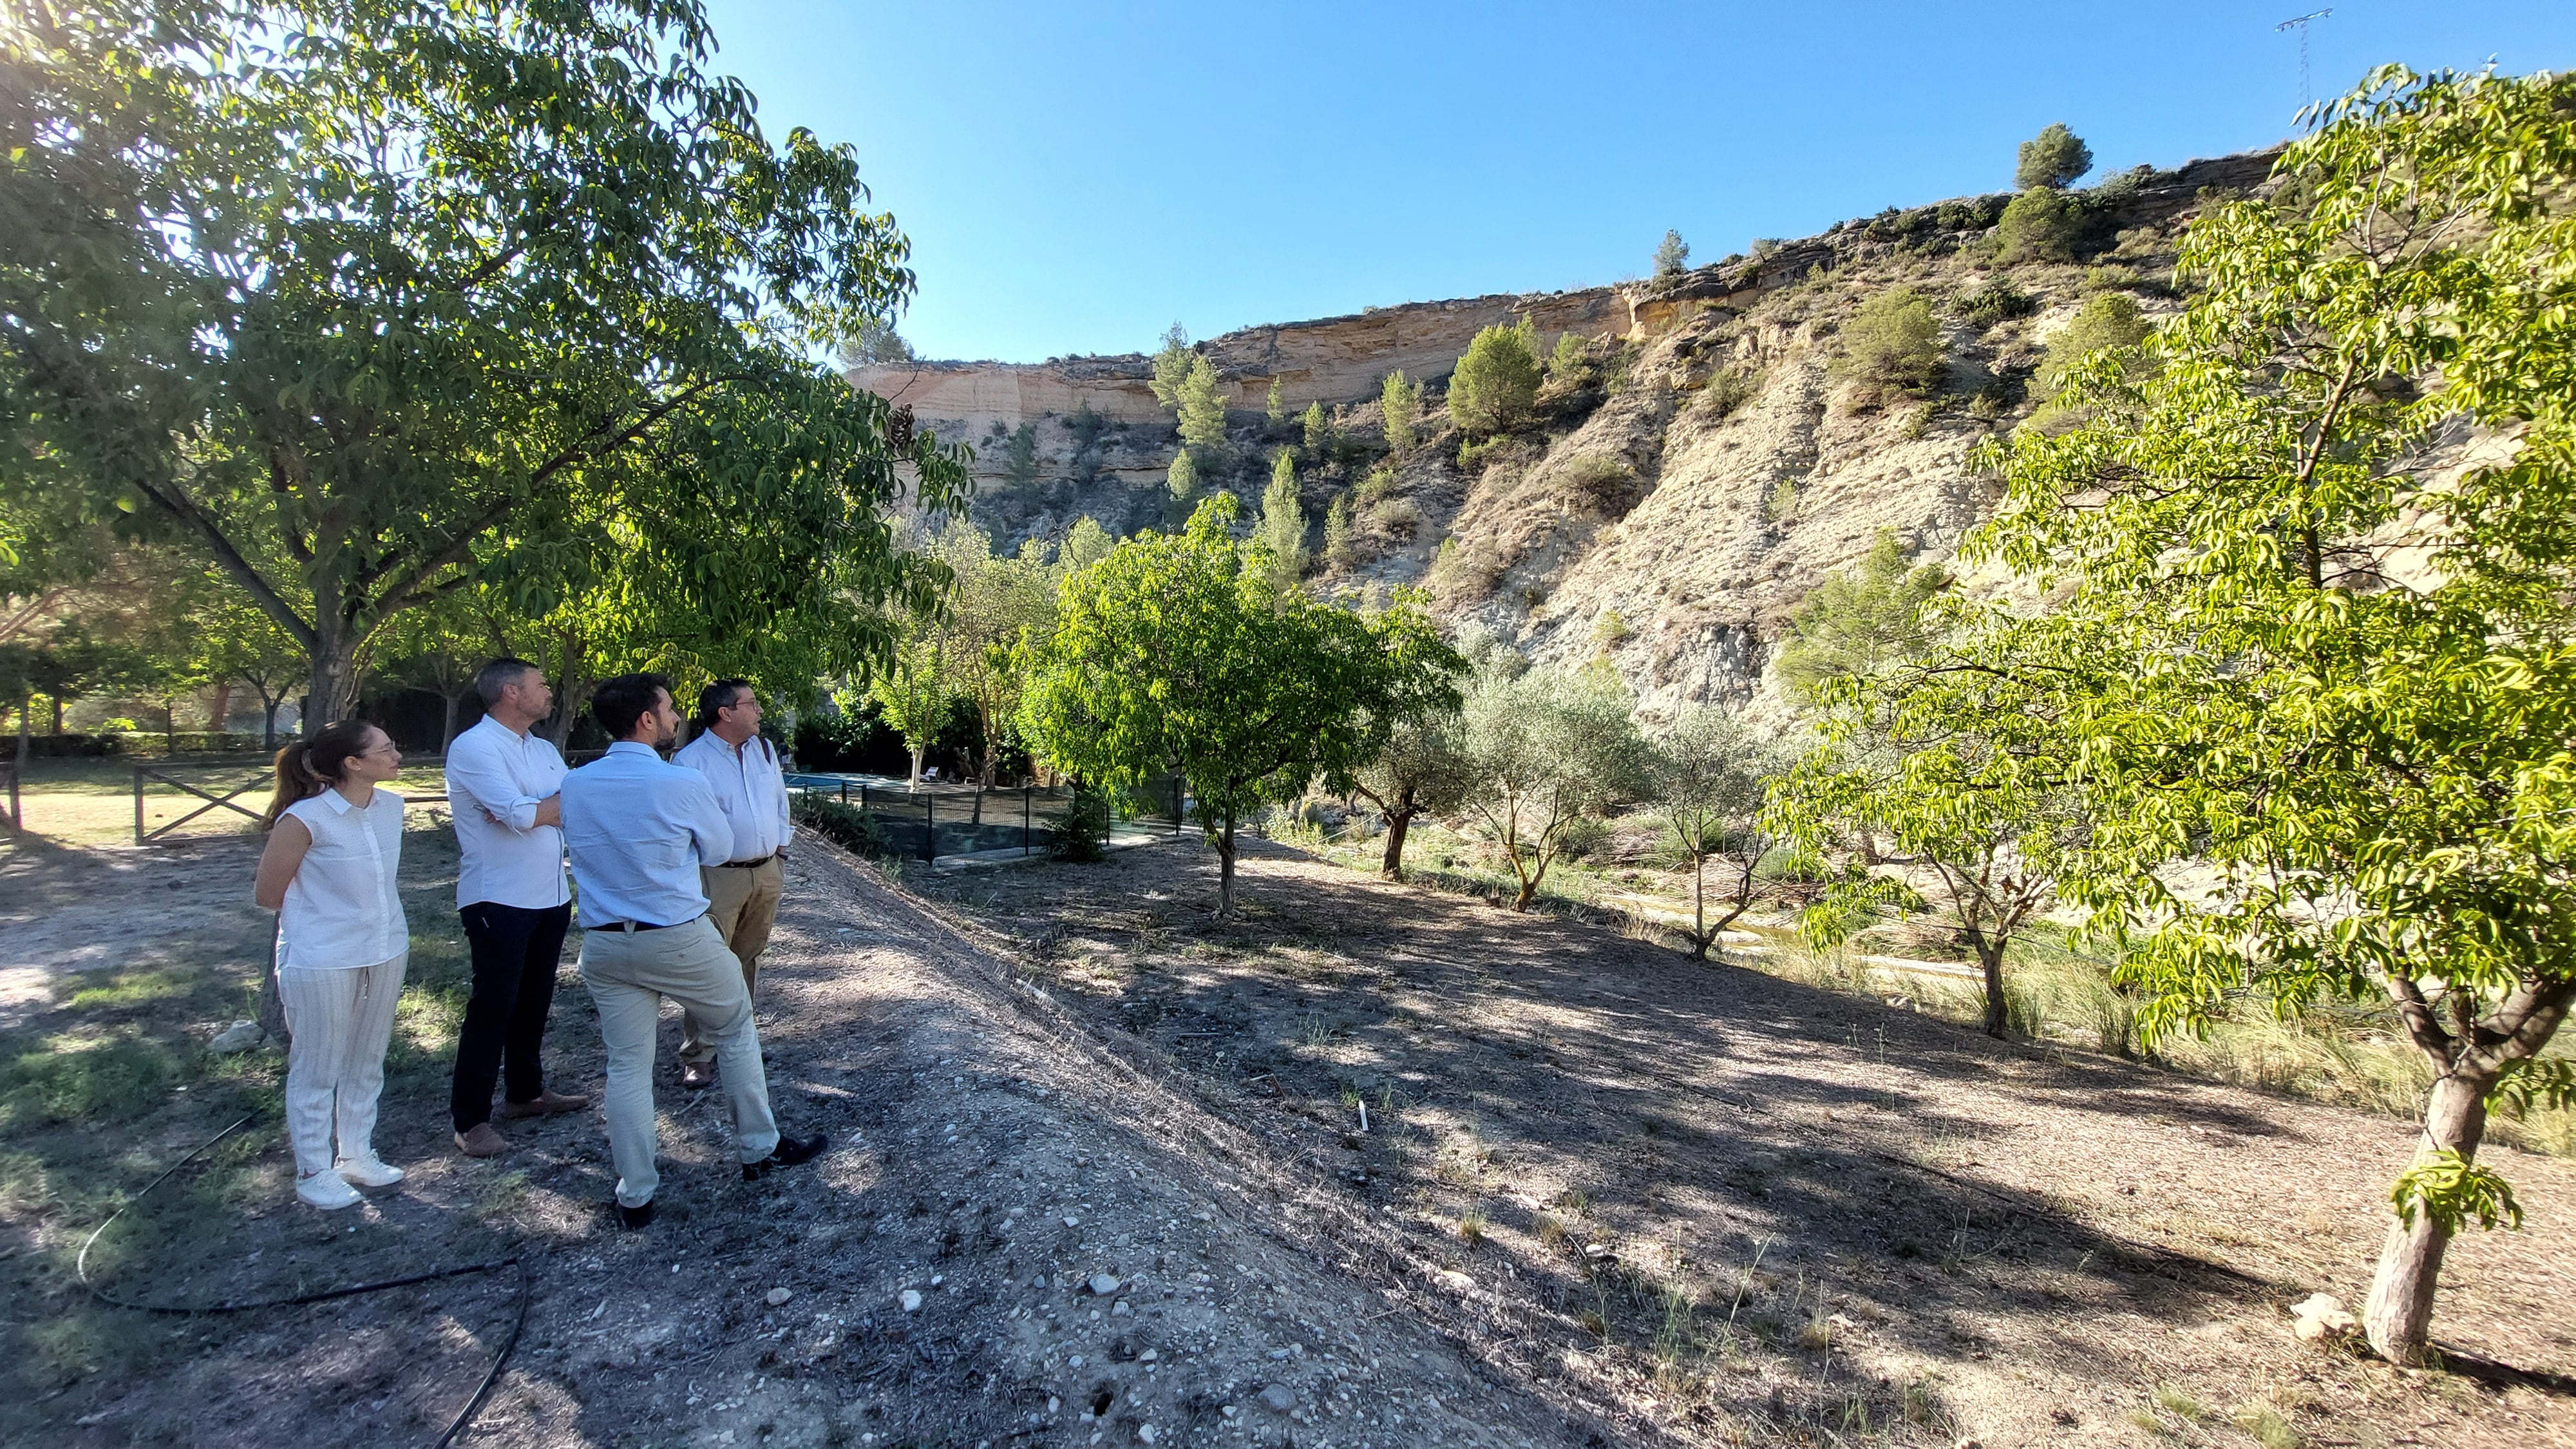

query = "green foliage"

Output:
[[1763, 477, 1800, 524], [1016, 495, 1463, 916], [2489, 1057, 2576, 1115], [0, 0, 963, 725], [1003, 422, 1041, 491], [1047, 778, 1113, 862], [1257, 451, 1309, 591], [2016, 122, 2094, 190], [1994, 185, 2090, 263], [1322, 491, 1356, 571], [1700, 366, 1761, 418], [2033, 292, 2152, 401], [2389, 1150, 2524, 1235], [1654, 229, 1690, 277], [791, 793, 890, 858], [1774, 531, 1946, 702], [1591, 609, 1631, 650], [1448, 318, 1544, 437], [1649, 708, 1785, 958], [1834, 288, 1945, 401], [865, 635, 952, 786], [1266, 376, 1286, 425], [928, 518, 1060, 785], [1379, 370, 1420, 454], [1461, 661, 1647, 910], [1960, 65, 2576, 1356], [1149, 323, 1194, 408], [1166, 448, 1198, 501], [838, 314, 915, 367], [1177, 355, 1229, 450], [1061, 516, 1117, 575], [1956, 280, 2039, 328], [1300, 400, 1332, 456]]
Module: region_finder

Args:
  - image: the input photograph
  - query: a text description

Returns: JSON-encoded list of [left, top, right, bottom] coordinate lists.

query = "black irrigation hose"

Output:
[[75, 1112, 532, 1449]]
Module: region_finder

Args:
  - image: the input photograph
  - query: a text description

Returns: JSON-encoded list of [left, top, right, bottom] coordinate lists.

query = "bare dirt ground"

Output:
[[903, 835, 2576, 1449], [6, 822, 2573, 1449], [3, 827, 1593, 1449]]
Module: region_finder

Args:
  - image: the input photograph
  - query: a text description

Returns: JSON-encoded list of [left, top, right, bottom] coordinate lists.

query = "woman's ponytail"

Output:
[[260, 721, 378, 829]]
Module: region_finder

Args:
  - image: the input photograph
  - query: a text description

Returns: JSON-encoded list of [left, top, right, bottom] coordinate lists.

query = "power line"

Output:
[[2276, 9, 2334, 113]]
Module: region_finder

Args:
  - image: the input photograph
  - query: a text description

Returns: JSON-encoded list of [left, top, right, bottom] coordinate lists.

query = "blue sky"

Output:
[[701, 1, 2575, 363]]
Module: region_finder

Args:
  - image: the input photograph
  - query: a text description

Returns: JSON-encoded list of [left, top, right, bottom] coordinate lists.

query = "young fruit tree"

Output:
[[1460, 662, 1645, 911], [1347, 600, 1473, 882], [1965, 65, 2576, 1365], [1017, 495, 1461, 918], [1647, 707, 1787, 961]]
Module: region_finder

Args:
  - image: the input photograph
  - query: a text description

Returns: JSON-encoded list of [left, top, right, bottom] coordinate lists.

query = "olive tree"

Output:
[[1461, 662, 1645, 911], [1648, 708, 1787, 960], [1965, 66, 2576, 1364]]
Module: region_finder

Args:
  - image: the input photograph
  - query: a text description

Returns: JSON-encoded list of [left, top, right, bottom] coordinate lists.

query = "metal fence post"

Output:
[[133, 765, 146, 845], [923, 791, 936, 863], [1022, 784, 1032, 856]]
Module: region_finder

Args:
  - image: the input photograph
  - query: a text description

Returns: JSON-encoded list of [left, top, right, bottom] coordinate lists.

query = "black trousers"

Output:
[[450, 900, 573, 1131]]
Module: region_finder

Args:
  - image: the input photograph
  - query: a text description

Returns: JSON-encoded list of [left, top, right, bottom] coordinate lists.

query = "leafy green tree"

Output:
[[1300, 401, 1332, 457], [1149, 324, 1194, 408], [1766, 641, 2085, 1037], [1460, 662, 1645, 911], [1266, 377, 1286, 426], [1994, 185, 2088, 263], [204, 587, 314, 748], [1835, 288, 1945, 401], [929, 519, 1059, 789], [1772, 531, 1946, 703], [1018, 495, 1454, 917], [0, 0, 961, 730], [1166, 447, 1198, 502], [1379, 370, 1420, 454], [1446, 319, 1544, 437], [1003, 423, 1041, 493], [1321, 492, 1356, 573], [838, 314, 916, 367], [1649, 708, 1786, 960], [0, 641, 33, 764], [2014, 122, 2094, 190], [1346, 601, 1471, 882], [2032, 292, 2152, 402], [1256, 452, 1308, 591], [1964, 66, 2576, 1365], [1061, 516, 1117, 574], [1177, 355, 1229, 451], [867, 635, 951, 788], [1654, 229, 1690, 277]]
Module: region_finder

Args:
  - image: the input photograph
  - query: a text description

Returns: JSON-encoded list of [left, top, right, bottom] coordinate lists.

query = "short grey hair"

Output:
[[474, 658, 542, 708]]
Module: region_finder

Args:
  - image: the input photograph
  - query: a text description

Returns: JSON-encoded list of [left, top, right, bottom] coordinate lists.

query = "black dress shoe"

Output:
[[743, 1132, 828, 1181], [616, 1198, 654, 1230]]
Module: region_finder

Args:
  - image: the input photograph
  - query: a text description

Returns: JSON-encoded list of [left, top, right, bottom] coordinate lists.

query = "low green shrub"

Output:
[[1833, 287, 1944, 402], [791, 793, 889, 858], [1994, 185, 2091, 263], [1700, 366, 1761, 417], [1956, 279, 2038, 327], [1048, 779, 1113, 861]]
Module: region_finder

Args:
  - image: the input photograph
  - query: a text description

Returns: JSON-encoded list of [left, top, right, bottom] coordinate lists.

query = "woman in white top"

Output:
[[253, 721, 411, 1210]]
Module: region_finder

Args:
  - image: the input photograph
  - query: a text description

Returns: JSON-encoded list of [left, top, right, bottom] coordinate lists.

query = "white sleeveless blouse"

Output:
[[278, 788, 408, 970]]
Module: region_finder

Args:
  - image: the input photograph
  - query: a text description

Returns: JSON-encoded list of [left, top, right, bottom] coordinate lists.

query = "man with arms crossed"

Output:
[[561, 673, 824, 1227], [444, 658, 588, 1158], [673, 679, 790, 1090]]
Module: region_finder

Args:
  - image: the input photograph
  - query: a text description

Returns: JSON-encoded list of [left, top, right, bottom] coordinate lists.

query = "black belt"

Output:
[[589, 913, 705, 933], [716, 853, 777, 869]]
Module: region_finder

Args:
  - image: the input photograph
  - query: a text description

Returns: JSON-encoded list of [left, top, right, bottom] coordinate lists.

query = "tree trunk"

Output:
[[50, 696, 62, 734], [14, 694, 28, 767], [1690, 853, 1709, 960], [1380, 810, 1412, 882], [261, 698, 279, 751], [207, 681, 234, 735], [439, 692, 460, 752], [907, 743, 925, 788], [305, 625, 365, 734], [2364, 1070, 2491, 1365], [1215, 813, 1237, 920], [1979, 942, 2008, 1039]]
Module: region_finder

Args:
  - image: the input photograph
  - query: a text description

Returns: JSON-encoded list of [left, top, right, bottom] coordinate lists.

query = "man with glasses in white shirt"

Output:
[[443, 658, 589, 1158], [672, 678, 790, 1091]]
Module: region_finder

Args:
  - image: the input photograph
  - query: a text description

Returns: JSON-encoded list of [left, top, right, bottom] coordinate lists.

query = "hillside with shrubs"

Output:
[[936, 146, 2277, 715]]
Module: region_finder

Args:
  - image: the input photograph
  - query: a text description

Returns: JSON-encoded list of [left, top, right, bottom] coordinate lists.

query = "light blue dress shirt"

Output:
[[560, 741, 735, 928]]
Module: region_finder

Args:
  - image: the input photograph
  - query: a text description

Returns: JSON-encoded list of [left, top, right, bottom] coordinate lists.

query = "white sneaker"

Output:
[[335, 1156, 405, 1189], [296, 1170, 363, 1210]]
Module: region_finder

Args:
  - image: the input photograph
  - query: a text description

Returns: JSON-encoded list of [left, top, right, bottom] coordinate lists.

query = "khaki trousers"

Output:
[[679, 855, 784, 1065], [579, 916, 779, 1208]]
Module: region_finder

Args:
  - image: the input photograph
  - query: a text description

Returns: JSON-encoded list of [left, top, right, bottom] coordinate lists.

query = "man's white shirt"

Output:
[[674, 728, 791, 863], [444, 714, 571, 909]]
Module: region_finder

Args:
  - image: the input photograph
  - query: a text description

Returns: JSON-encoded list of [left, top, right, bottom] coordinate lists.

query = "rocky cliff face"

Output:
[[860, 149, 2279, 709]]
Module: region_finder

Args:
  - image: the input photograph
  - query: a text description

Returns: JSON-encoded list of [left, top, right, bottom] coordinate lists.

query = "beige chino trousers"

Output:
[[678, 855, 784, 1066], [579, 916, 779, 1208]]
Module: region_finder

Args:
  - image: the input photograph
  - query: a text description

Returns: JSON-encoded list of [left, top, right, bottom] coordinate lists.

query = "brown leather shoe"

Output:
[[679, 1062, 716, 1090], [497, 1089, 591, 1119], [454, 1122, 509, 1158]]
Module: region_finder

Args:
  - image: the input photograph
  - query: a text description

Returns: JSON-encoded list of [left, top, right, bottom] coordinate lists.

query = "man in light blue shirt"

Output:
[[562, 672, 825, 1227]]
